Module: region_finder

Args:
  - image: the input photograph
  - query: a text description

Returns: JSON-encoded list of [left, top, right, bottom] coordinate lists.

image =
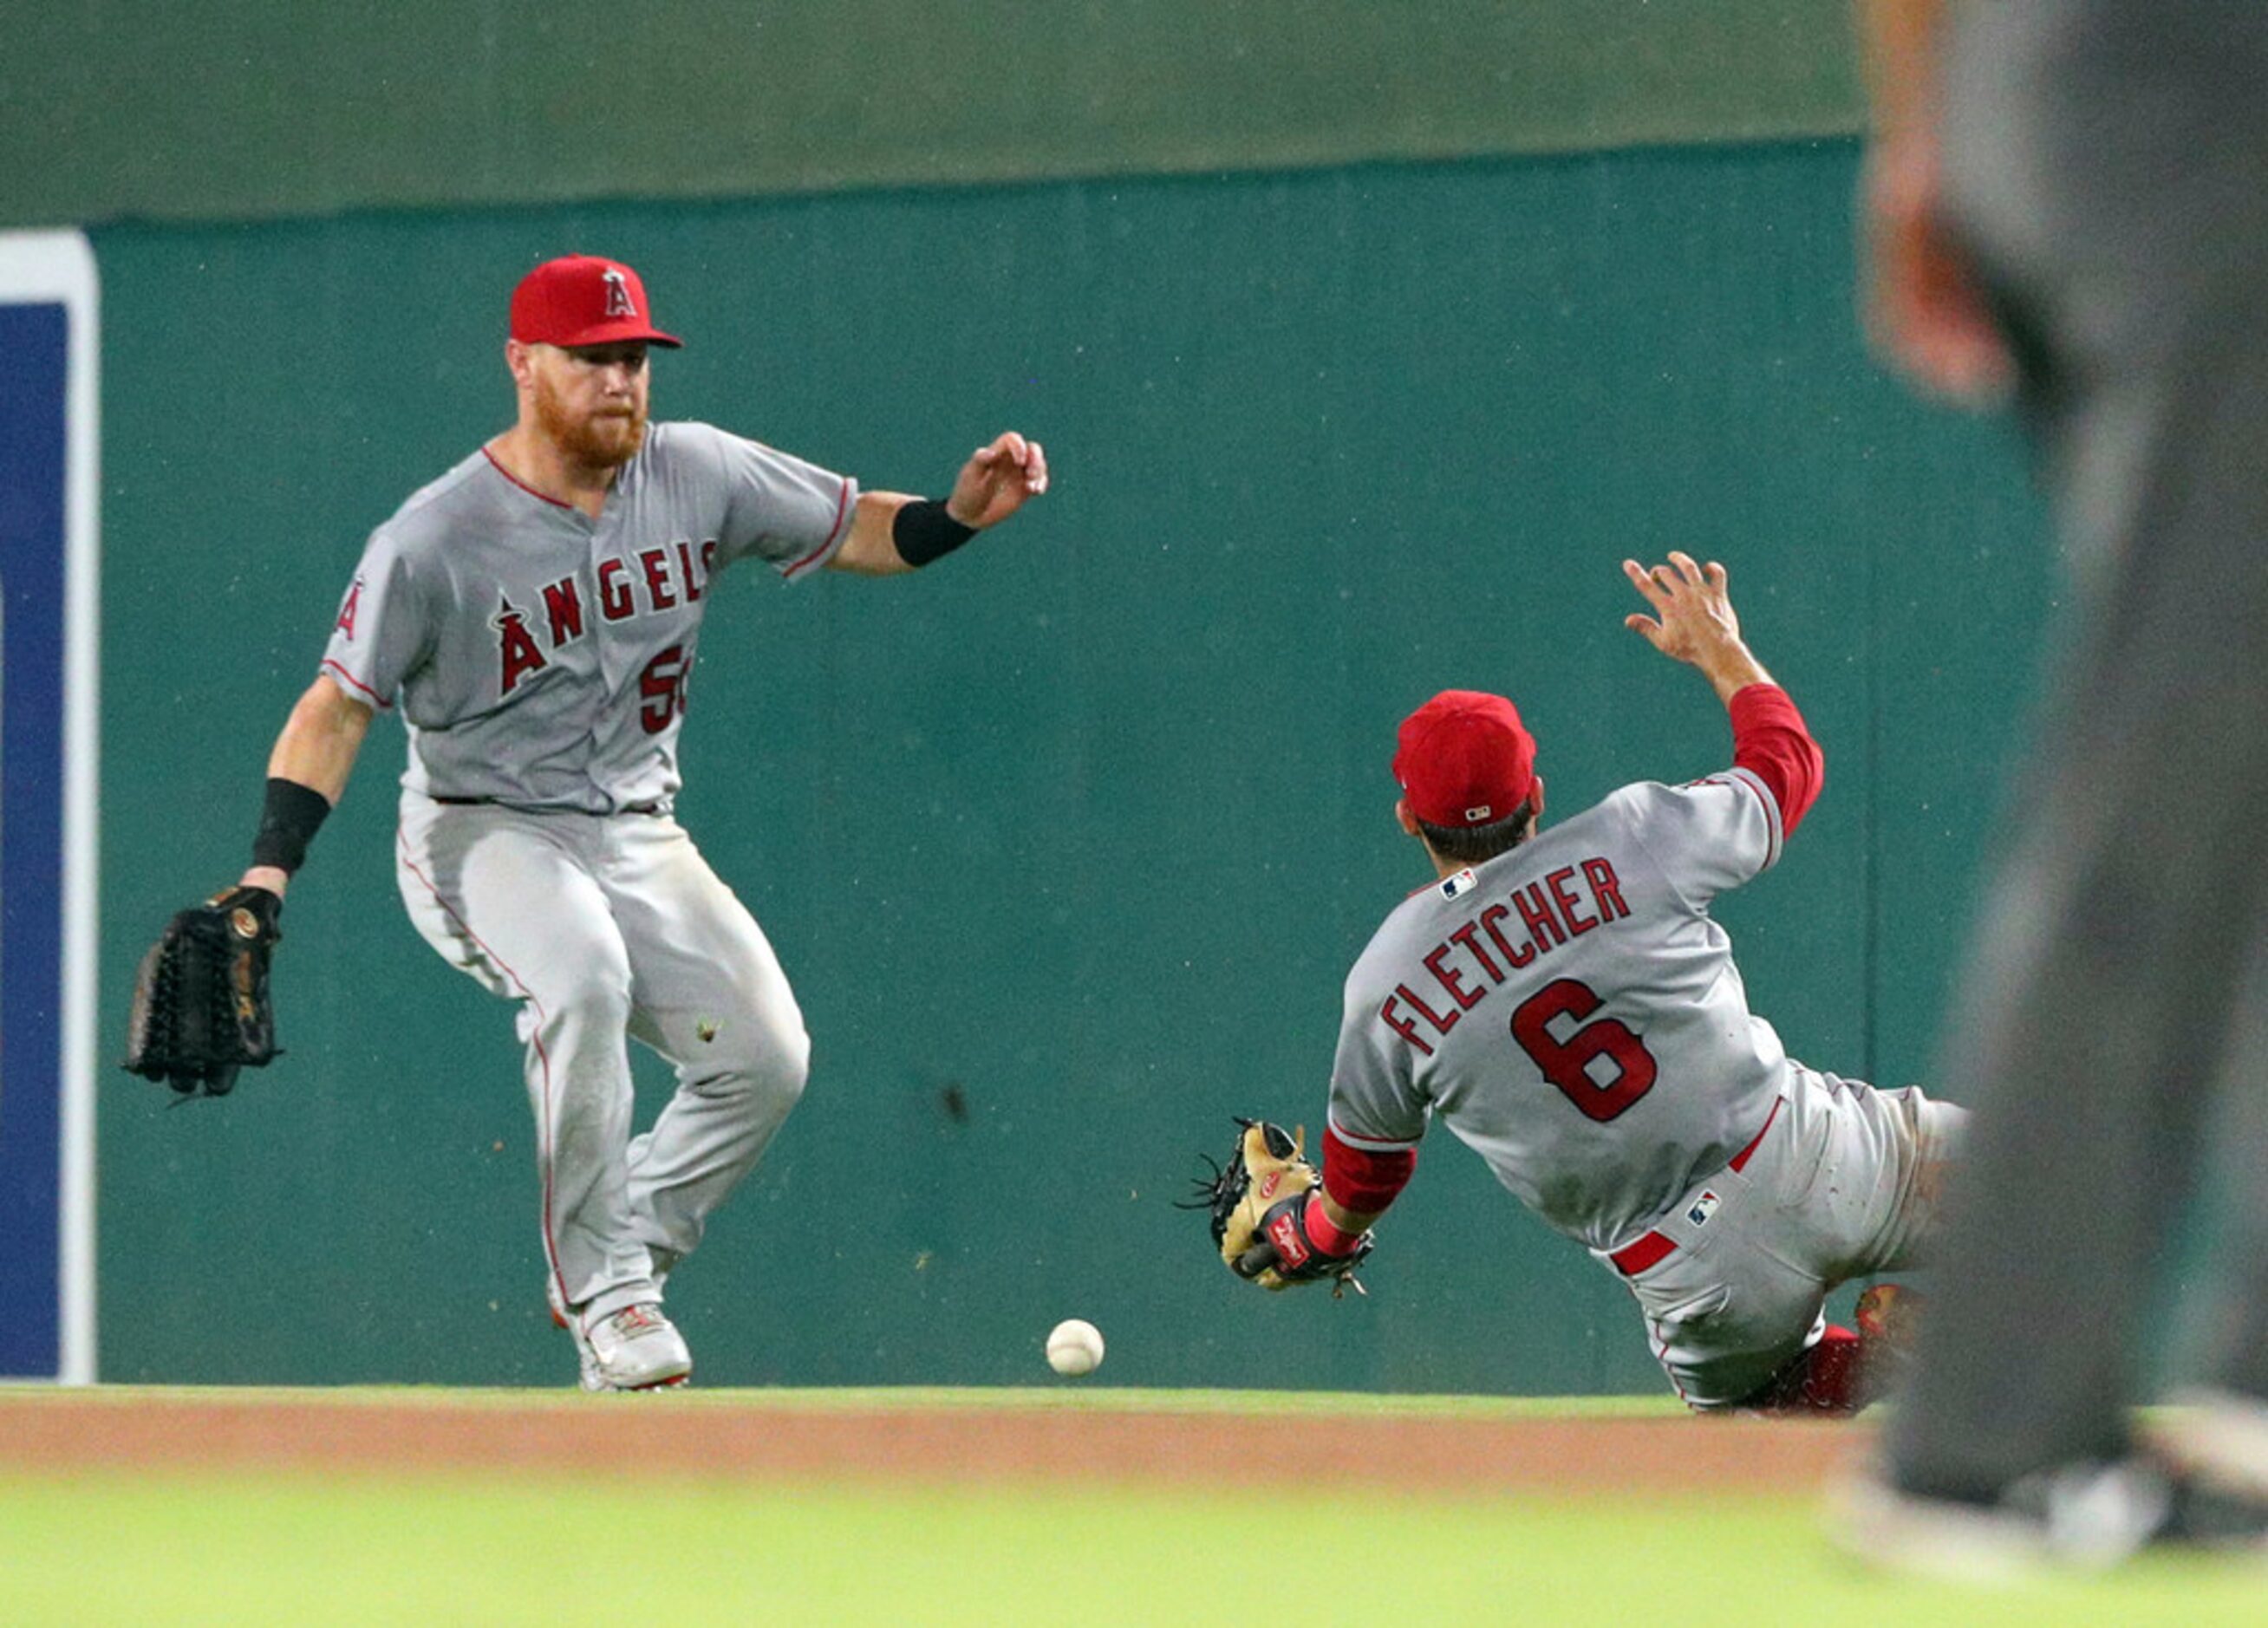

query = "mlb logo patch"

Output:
[[1440, 869, 1478, 900], [1686, 1190, 1721, 1228]]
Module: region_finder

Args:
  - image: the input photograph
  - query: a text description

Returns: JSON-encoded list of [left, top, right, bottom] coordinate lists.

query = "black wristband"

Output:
[[891, 498, 977, 568], [251, 777, 333, 874]]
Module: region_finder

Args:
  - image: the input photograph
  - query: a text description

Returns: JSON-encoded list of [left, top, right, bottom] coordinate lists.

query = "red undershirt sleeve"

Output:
[[1321, 1124, 1418, 1216], [1729, 683, 1824, 838]]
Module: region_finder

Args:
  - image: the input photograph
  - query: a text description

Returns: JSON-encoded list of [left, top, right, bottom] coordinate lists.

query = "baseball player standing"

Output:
[[193, 253, 1046, 1390], [1235, 554, 1965, 1412]]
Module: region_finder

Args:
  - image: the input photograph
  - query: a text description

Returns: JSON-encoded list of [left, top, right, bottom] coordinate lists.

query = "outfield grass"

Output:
[[5, 1389, 2260, 1625], [6, 1472, 2262, 1625]]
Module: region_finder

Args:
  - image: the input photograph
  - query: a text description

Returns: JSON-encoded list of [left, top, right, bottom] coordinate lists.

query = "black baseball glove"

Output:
[[121, 886, 284, 1097], [1182, 1118, 1373, 1297]]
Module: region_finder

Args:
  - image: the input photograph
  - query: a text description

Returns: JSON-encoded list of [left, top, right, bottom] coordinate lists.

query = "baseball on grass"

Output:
[[1046, 1318, 1105, 1377]]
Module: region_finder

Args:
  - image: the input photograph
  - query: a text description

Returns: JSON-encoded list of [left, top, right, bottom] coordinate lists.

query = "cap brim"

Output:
[[538, 321, 684, 350]]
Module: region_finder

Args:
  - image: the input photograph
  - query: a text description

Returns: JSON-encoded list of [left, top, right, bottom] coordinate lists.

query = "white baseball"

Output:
[[1046, 1318, 1105, 1377]]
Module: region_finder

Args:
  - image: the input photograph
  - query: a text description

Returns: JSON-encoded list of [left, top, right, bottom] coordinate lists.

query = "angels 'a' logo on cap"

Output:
[[601, 268, 637, 319]]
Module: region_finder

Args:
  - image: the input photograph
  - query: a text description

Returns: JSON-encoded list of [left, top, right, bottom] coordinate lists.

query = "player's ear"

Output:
[[1529, 776, 1546, 825], [505, 338, 534, 390], [1394, 797, 1421, 837]]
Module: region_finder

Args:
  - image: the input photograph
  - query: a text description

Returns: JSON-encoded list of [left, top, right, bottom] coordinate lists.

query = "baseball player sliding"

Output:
[[127, 254, 1047, 1390], [1211, 555, 1965, 1412]]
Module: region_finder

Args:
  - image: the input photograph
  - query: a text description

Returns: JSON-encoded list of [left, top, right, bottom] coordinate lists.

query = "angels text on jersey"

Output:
[[486, 537, 718, 722]]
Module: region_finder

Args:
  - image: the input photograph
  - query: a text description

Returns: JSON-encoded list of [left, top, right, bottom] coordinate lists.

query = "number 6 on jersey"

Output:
[[1511, 977, 1659, 1123]]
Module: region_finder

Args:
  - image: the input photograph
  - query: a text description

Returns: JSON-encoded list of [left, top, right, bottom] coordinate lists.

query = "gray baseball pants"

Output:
[[395, 791, 811, 1325]]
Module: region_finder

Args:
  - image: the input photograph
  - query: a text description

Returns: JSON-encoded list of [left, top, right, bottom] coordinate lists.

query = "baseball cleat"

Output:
[[546, 1279, 690, 1390], [1828, 1452, 2268, 1579], [579, 1303, 692, 1392], [545, 1278, 603, 1390], [1853, 1282, 1923, 1403]]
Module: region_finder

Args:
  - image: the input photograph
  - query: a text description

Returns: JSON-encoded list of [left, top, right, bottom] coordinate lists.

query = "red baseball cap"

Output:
[[1393, 690, 1538, 828], [509, 255, 682, 349]]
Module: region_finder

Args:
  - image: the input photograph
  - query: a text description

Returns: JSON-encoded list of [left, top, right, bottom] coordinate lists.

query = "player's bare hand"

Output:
[[1859, 137, 2013, 406], [1623, 552, 1735, 656], [1623, 554, 1770, 700], [946, 432, 1049, 530]]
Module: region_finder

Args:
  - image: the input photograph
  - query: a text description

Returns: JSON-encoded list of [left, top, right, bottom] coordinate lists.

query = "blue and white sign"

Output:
[[0, 231, 99, 1383]]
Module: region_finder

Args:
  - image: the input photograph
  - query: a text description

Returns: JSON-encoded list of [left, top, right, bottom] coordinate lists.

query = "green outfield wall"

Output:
[[90, 138, 2051, 1391], [3, 2, 1862, 229]]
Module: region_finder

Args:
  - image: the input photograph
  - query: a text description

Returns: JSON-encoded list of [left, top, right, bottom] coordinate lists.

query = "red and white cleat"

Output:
[[579, 1303, 692, 1392]]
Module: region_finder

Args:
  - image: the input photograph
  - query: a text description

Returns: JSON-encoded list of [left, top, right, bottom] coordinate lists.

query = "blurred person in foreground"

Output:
[[1841, 0, 2268, 1571]]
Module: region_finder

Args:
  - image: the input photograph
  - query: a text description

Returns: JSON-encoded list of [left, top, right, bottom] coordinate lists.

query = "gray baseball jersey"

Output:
[[322, 419, 857, 1362], [321, 420, 857, 811], [1327, 769, 1791, 1253]]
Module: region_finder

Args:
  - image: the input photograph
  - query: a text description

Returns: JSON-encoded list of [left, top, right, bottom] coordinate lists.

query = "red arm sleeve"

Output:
[[1728, 684, 1824, 838], [1321, 1124, 1418, 1216]]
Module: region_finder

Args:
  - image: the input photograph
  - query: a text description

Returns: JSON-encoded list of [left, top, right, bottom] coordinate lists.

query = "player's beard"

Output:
[[534, 374, 647, 472]]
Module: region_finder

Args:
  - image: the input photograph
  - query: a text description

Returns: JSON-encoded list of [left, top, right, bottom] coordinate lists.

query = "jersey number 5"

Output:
[[1509, 978, 1659, 1123], [639, 645, 691, 735]]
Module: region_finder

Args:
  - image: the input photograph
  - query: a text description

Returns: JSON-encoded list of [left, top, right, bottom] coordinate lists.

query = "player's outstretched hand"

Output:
[[1622, 553, 1771, 700], [1622, 552, 1738, 660], [946, 432, 1049, 531]]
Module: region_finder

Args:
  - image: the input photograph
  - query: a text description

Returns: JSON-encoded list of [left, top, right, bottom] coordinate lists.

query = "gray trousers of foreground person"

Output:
[[1888, 0, 2268, 1493]]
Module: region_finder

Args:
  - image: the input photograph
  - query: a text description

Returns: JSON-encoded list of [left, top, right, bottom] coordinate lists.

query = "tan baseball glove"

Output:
[[1183, 1119, 1372, 1296]]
